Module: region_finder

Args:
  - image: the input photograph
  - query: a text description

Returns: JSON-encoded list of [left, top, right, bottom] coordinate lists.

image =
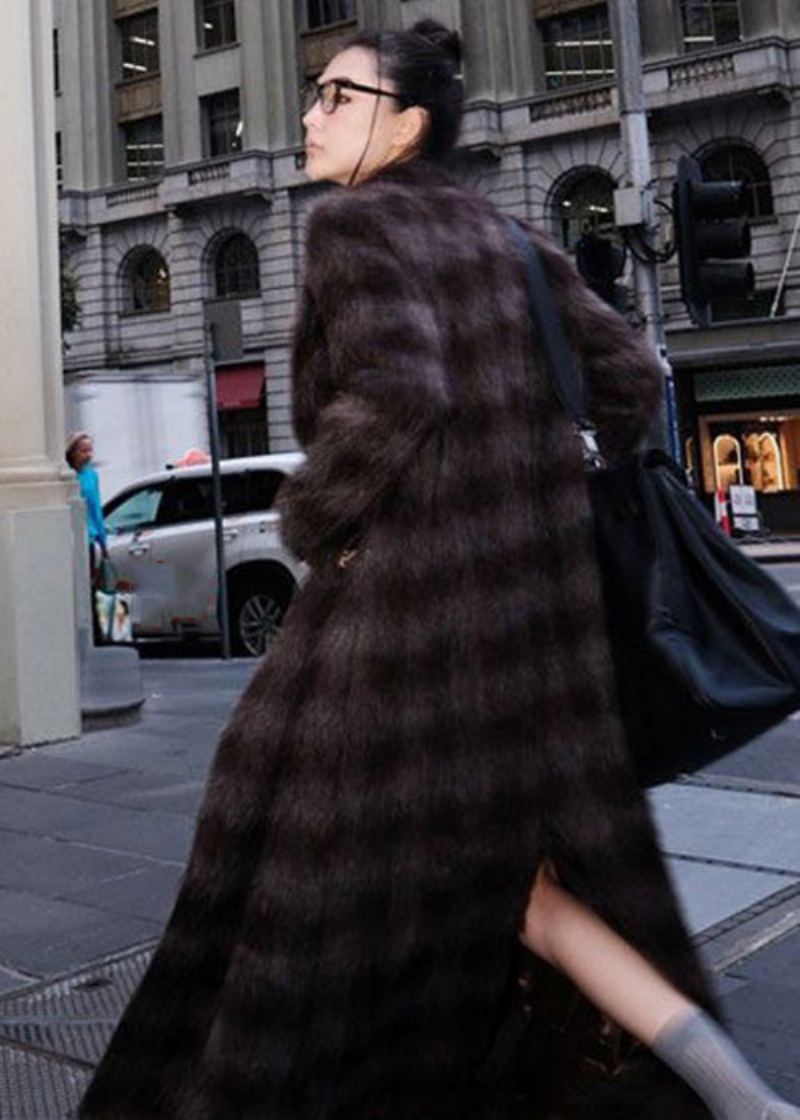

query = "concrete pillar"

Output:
[[460, 0, 530, 100], [360, 0, 403, 31], [741, 0, 780, 39], [777, 0, 800, 37], [70, 0, 115, 189], [0, 0, 80, 745], [161, 0, 201, 165], [639, 0, 681, 62], [254, 2, 305, 151]]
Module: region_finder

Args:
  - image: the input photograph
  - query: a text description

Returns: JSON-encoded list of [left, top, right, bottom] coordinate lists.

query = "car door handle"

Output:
[[128, 543, 150, 557], [223, 528, 239, 541]]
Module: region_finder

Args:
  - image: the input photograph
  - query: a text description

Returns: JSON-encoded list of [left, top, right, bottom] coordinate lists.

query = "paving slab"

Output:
[[0, 788, 192, 863], [0, 832, 150, 898], [0, 888, 158, 976], [57, 769, 204, 816], [58, 863, 184, 925], [665, 856, 791, 935], [722, 976, 800, 1102], [650, 784, 800, 874], [0, 755, 124, 792], [700, 713, 800, 786], [43, 727, 217, 779]]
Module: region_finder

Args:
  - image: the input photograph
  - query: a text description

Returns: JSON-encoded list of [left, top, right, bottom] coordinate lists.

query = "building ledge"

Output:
[[645, 38, 793, 113], [668, 313, 800, 368], [57, 153, 275, 226], [162, 152, 273, 216], [483, 37, 794, 145]]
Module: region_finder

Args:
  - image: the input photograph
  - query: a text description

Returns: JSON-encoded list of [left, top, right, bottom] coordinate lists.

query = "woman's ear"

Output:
[[393, 105, 430, 159]]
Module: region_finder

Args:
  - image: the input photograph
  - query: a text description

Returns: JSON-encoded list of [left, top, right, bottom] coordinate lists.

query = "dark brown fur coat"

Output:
[[79, 159, 716, 1119]]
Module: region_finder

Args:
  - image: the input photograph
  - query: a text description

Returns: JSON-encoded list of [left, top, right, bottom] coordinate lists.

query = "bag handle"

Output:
[[505, 218, 603, 464]]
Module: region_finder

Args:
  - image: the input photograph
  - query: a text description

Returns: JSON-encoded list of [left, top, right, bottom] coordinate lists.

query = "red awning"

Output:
[[216, 364, 265, 411]]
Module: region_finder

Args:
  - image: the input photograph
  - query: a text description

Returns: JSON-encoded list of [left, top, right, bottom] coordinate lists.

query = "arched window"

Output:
[[122, 248, 170, 314], [552, 170, 616, 251], [713, 433, 743, 491], [698, 144, 774, 219], [214, 232, 260, 298]]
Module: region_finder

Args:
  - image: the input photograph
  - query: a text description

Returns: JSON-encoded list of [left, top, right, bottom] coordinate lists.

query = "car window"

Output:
[[245, 470, 285, 513], [157, 479, 213, 526], [105, 486, 165, 534], [222, 473, 250, 516]]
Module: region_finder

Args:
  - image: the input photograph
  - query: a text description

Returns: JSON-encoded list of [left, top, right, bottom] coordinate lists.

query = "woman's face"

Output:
[[302, 47, 426, 186], [74, 437, 93, 469]]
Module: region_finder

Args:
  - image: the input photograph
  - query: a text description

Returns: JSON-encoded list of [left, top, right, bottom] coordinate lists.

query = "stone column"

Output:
[[360, 0, 402, 31], [255, 1, 305, 151], [639, 0, 680, 62], [460, 0, 530, 100], [741, 0, 780, 40], [778, 0, 800, 37], [0, 0, 80, 745]]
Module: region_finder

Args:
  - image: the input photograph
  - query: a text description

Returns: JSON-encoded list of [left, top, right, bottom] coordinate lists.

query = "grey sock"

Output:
[[651, 1009, 800, 1120]]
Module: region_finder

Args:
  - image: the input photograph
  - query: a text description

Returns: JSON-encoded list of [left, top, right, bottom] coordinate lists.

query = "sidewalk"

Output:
[[739, 537, 800, 563], [0, 660, 797, 1116]]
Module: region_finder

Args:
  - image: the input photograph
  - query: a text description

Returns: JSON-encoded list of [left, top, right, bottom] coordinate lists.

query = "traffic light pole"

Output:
[[608, 0, 681, 462], [204, 320, 232, 661]]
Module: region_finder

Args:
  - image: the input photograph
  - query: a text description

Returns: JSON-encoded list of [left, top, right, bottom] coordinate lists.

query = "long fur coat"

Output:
[[79, 159, 717, 1119]]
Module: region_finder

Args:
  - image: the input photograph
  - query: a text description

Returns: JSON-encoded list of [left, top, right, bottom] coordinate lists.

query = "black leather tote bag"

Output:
[[507, 219, 800, 787]]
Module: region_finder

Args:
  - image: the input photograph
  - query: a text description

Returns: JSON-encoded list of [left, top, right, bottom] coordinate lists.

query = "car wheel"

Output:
[[229, 582, 288, 657]]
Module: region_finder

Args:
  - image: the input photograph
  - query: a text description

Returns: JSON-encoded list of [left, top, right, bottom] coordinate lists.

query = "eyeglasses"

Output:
[[302, 78, 405, 116]]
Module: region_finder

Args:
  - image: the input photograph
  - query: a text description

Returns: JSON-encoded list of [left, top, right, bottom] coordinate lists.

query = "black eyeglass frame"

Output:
[[302, 77, 407, 115]]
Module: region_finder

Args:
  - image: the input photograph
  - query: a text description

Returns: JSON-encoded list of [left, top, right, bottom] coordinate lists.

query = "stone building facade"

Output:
[[55, 0, 800, 529]]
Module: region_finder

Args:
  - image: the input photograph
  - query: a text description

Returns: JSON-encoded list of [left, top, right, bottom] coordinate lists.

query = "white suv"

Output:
[[103, 453, 305, 656]]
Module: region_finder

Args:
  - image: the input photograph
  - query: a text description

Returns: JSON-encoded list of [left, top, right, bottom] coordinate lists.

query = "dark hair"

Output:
[[345, 19, 463, 162]]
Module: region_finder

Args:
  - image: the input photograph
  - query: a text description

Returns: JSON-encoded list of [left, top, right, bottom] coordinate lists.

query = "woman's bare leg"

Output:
[[520, 863, 691, 1046], [521, 865, 800, 1119]]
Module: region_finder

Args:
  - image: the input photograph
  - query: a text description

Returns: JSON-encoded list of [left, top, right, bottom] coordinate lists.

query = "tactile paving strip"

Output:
[[0, 1045, 91, 1120], [0, 946, 154, 1067], [0, 945, 155, 1119]]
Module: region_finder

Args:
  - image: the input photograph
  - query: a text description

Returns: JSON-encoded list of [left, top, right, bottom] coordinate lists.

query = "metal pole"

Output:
[[608, 0, 681, 462], [204, 320, 232, 660], [770, 209, 800, 318]]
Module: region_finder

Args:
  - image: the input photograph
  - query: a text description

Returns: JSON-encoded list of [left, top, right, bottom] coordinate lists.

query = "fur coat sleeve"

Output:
[[278, 191, 451, 565]]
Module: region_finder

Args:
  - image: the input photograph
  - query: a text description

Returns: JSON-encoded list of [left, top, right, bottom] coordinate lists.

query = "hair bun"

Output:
[[412, 19, 462, 70]]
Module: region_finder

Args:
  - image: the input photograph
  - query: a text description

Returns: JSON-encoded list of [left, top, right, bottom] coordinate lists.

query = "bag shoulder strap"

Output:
[[505, 218, 603, 462]]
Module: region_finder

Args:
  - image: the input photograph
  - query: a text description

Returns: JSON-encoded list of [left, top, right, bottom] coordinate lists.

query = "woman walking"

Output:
[[79, 21, 799, 1120]]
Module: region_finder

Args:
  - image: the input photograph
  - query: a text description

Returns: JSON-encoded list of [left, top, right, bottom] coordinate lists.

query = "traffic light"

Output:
[[672, 155, 755, 327], [575, 233, 627, 311]]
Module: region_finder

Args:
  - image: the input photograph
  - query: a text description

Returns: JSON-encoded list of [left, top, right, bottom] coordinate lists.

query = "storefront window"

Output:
[[713, 434, 743, 491], [708, 419, 797, 495], [743, 432, 785, 492]]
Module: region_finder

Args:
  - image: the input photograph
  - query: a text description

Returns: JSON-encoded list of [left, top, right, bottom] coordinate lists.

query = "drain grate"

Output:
[[0, 946, 154, 1068], [0, 1046, 91, 1120]]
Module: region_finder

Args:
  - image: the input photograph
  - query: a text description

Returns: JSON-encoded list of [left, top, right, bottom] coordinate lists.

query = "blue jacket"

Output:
[[77, 465, 107, 550]]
